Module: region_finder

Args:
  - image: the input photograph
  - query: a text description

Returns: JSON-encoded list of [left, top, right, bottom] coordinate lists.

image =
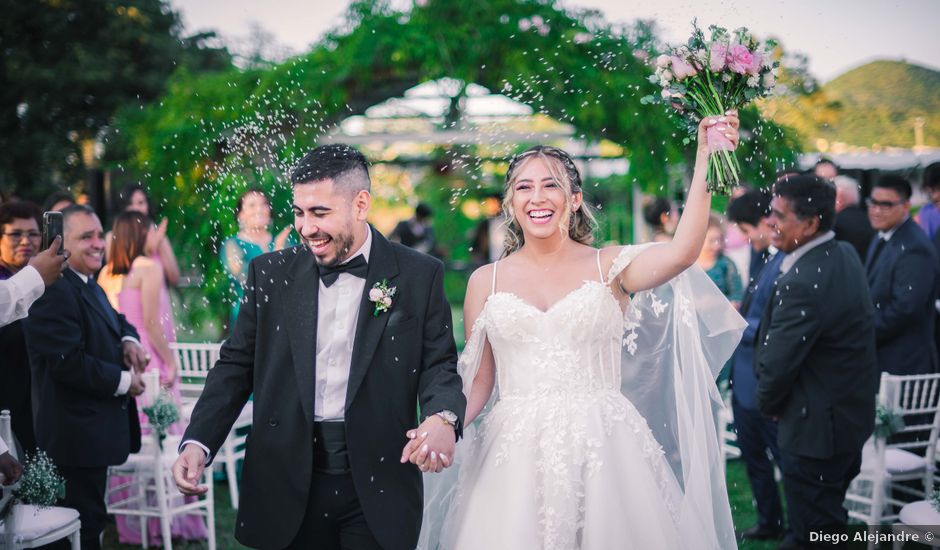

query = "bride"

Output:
[[409, 113, 745, 550]]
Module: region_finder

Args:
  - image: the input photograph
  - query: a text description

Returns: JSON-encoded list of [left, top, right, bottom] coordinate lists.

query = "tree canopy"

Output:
[[107, 0, 800, 328]]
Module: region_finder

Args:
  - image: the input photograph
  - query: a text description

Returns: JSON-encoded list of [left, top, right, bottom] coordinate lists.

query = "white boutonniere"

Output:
[[369, 279, 397, 317]]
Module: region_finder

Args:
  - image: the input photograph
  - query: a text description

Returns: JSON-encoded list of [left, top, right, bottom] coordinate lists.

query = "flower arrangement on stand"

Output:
[[143, 391, 180, 449], [642, 21, 780, 194]]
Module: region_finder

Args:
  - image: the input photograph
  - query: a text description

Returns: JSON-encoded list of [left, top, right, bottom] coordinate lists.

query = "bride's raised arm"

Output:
[[614, 111, 739, 293], [461, 265, 497, 426]]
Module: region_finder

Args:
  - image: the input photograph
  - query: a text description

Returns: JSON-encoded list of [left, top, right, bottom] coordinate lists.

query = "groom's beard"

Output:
[[306, 230, 356, 267]]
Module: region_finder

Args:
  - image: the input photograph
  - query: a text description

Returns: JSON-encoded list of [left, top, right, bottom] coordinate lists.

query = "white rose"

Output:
[[747, 75, 759, 87], [656, 54, 671, 68], [762, 72, 776, 89]]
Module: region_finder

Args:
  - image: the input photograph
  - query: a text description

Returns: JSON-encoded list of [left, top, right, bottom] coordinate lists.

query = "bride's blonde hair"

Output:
[[501, 145, 598, 257]]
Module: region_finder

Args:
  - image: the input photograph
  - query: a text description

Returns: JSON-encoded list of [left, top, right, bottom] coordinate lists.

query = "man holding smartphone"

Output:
[[0, 233, 68, 328], [23, 204, 149, 550]]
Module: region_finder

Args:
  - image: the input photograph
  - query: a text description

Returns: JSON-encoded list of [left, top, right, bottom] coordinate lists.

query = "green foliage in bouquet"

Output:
[[12, 450, 66, 509], [143, 392, 180, 448], [642, 21, 782, 194], [872, 404, 905, 439]]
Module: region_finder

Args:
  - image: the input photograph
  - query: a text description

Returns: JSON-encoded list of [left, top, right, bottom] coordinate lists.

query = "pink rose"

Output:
[[746, 51, 763, 75], [709, 43, 728, 72], [670, 56, 697, 80], [381, 297, 392, 307], [727, 44, 755, 75], [369, 288, 384, 301], [655, 54, 672, 68]]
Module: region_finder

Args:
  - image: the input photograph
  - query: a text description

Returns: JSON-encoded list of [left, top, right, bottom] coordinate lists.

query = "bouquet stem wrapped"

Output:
[[643, 22, 779, 194]]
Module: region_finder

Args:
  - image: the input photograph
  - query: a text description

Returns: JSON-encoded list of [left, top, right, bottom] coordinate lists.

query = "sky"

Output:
[[173, 0, 939, 82]]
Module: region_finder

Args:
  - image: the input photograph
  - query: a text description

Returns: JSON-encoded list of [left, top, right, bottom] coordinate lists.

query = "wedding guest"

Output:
[[726, 188, 786, 541], [917, 162, 940, 239], [697, 214, 743, 307], [832, 175, 875, 261], [41, 190, 76, 213], [642, 196, 677, 242], [23, 204, 148, 550], [0, 237, 68, 328], [470, 191, 508, 265], [0, 201, 43, 453], [220, 188, 293, 330], [107, 182, 181, 286], [756, 175, 877, 550], [813, 157, 838, 180], [389, 203, 442, 258], [105, 211, 207, 545], [865, 174, 940, 375]]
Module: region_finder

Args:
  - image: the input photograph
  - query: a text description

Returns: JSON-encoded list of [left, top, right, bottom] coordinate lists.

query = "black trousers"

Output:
[[55, 465, 108, 550], [732, 398, 785, 530], [780, 449, 862, 549], [286, 471, 382, 550]]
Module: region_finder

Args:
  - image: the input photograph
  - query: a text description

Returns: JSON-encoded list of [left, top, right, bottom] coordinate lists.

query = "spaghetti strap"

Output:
[[491, 260, 499, 295], [595, 249, 604, 282]]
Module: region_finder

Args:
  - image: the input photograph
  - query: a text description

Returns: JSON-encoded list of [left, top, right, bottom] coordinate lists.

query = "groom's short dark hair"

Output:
[[772, 174, 836, 232], [290, 144, 371, 195]]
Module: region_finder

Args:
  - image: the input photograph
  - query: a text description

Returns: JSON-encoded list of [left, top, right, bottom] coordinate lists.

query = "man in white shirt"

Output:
[[22, 205, 149, 550], [174, 145, 465, 550], [0, 235, 68, 328], [755, 174, 877, 550]]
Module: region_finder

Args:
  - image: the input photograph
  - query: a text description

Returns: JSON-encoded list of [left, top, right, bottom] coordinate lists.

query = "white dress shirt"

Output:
[[780, 231, 835, 276], [71, 267, 138, 396], [315, 227, 372, 421], [0, 265, 43, 328], [0, 436, 8, 456]]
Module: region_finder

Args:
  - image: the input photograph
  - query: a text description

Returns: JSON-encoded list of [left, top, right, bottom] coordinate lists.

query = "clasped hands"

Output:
[[400, 415, 456, 474], [122, 340, 151, 397]]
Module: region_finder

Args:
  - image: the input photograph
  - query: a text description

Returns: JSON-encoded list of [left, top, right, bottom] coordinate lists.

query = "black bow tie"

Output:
[[319, 255, 368, 287]]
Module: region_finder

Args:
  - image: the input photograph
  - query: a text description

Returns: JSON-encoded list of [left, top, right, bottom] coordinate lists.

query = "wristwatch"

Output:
[[435, 410, 458, 429]]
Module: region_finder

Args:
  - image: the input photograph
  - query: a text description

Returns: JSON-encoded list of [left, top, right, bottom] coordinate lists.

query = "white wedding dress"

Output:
[[421, 245, 746, 550]]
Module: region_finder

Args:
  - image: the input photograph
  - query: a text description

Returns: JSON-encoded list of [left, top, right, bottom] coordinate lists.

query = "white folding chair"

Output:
[[106, 373, 216, 550], [718, 395, 740, 474], [171, 342, 250, 509], [0, 410, 81, 550], [846, 372, 940, 528], [171, 342, 221, 405]]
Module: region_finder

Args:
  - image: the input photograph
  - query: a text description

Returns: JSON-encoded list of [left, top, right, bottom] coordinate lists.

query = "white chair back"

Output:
[[171, 342, 222, 403], [0, 410, 14, 461]]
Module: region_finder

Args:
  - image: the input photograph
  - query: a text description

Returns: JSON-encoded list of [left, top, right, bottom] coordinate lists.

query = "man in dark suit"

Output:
[[22, 204, 148, 550], [756, 175, 878, 550], [832, 175, 875, 262], [726, 188, 786, 541], [173, 145, 466, 550], [865, 174, 940, 375]]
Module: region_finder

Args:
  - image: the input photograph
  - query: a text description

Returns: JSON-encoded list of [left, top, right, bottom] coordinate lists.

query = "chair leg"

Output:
[[222, 438, 239, 509], [70, 527, 81, 550], [206, 471, 217, 550]]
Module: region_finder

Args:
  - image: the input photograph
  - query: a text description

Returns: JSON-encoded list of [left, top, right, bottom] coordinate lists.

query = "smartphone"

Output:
[[42, 211, 64, 254]]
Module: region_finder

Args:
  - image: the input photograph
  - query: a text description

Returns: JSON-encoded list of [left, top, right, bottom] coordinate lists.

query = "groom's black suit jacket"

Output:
[[755, 239, 878, 459], [183, 227, 465, 550]]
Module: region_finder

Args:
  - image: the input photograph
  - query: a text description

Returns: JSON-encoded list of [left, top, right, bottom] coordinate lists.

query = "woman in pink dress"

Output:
[[103, 211, 207, 545]]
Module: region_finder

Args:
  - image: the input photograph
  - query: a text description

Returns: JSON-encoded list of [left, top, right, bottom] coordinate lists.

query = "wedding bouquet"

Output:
[[10, 450, 66, 511], [642, 22, 779, 194], [143, 391, 180, 448]]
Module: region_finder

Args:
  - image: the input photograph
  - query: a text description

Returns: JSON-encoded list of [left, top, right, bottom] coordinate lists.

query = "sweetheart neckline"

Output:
[[486, 280, 616, 315]]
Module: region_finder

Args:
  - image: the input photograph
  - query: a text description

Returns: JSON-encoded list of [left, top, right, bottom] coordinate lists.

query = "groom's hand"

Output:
[[400, 417, 455, 473], [173, 444, 209, 495]]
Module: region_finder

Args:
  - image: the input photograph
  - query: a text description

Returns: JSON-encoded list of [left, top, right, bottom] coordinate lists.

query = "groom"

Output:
[[173, 144, 466, 550]]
